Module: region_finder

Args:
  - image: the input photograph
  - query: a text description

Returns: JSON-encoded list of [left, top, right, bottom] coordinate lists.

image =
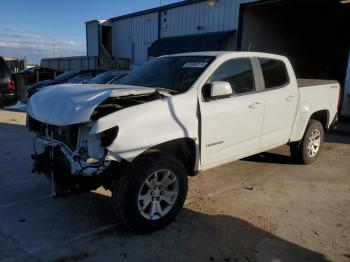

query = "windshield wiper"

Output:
[[154, 87, 178, 95]]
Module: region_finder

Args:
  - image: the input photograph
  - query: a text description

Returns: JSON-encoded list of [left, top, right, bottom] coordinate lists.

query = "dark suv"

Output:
[[0, 56, 17, 108]]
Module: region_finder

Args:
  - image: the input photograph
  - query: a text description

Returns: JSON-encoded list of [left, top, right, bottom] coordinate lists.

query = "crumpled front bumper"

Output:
[[33, 136, 109, 176]]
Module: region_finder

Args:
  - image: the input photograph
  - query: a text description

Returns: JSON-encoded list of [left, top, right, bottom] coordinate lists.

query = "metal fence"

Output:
[[40, 56, 99, 72]]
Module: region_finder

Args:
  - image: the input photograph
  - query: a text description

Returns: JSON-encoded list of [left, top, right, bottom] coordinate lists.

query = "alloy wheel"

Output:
[[307, 129, 321, 157], [137, 169, 179, 220]]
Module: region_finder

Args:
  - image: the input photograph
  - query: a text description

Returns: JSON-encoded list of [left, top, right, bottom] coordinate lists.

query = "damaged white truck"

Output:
[[27, 52, 340, 233]]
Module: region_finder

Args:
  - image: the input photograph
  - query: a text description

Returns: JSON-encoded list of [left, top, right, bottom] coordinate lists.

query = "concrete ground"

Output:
[[0, 109, 349, 262]]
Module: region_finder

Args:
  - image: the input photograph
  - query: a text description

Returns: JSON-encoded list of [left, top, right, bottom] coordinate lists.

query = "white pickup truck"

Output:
[[27, 52, 340, 233]]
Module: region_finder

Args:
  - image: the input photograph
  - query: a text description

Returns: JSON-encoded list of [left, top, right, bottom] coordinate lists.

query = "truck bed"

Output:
[[297, 79, 339, 88]]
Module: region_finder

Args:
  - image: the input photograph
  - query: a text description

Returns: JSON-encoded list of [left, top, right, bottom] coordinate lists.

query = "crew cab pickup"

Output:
[[27, 52, 340, 233]]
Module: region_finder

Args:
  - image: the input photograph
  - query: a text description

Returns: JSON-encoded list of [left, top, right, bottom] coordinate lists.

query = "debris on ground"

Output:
[[243, 184, 255, 191]]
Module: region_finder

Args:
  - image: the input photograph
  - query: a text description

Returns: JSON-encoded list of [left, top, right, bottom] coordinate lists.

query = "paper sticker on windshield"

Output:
[[183, 62, 208, 68]]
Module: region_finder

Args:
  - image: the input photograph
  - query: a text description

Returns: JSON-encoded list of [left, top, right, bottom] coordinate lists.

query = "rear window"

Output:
[[54, 70, 78, 81], [259, 58, 289, 89], [85, 71, 120, 84], [68, 72, 95, 83]]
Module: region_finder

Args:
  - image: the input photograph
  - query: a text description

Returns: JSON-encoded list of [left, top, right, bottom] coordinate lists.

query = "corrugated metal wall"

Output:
[[86, 21, 100, 56], [160, 0, 252, 38], [112, 18, 132, 60], [112, 12, 158, 66], [110, 0, 255, 66]]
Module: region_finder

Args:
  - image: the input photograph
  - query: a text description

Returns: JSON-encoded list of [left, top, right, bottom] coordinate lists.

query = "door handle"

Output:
[[249, 101, 263, 109], [286, 95, 295, 102]]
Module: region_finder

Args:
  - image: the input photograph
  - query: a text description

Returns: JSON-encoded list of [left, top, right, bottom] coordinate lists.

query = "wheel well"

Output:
[[310, 110, 329, 129], [145, 138, 197, 176]]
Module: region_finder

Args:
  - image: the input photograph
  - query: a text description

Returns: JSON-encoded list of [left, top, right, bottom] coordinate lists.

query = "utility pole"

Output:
[[51, 44, 56, 58]]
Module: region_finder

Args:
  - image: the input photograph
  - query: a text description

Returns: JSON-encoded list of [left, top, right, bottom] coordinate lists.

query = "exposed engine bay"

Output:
[[90, 92, 162, 120], [28, 91, 163, 195]]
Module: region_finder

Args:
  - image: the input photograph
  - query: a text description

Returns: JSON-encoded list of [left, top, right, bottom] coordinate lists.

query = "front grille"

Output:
[[51, 124, 79, 150], [28, 116, 79, 149], [28, 116, 45, 134]]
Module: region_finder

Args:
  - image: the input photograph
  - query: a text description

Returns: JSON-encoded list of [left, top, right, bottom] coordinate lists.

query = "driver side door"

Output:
[[199, 57, 264, 169]]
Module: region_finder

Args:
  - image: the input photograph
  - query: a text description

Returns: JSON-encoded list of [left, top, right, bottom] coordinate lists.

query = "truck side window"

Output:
[[207, 58, 255, 95], [259, 58, 290, 89]]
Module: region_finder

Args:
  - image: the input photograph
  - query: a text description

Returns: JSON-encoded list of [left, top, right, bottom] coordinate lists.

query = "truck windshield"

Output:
[[114, 56, 214, 93]]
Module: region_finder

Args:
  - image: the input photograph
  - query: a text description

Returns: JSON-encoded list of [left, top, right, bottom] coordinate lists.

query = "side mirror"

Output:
[[210, 81, 232, 99]]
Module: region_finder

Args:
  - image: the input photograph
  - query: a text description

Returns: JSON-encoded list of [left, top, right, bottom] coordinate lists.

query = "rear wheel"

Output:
[[112, 153, 188, 234], [290, 119, 324, 164]]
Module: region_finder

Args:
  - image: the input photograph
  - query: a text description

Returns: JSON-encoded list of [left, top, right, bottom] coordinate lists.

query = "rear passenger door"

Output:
[[257, 57, 298, 148]]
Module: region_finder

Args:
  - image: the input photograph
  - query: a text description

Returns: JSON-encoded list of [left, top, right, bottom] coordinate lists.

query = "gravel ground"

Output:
[[0, 109, 349, 262]]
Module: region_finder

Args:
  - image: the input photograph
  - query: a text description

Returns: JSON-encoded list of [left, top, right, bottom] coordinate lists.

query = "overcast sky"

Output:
[[0, 0, 181, 64]]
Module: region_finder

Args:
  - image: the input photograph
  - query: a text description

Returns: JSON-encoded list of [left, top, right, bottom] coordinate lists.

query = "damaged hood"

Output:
[[28, 84, 156, 126]]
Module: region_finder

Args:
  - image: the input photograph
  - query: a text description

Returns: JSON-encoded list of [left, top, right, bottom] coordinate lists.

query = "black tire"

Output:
[[112, 153, 188, 234], [290, 119, 324, 164]]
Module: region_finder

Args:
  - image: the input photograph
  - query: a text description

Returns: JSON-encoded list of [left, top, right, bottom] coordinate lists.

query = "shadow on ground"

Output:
[[325, 132, 350, 144], [325, 120, 350, 144], [243, 151, 295, 165], [243, 130, 350, 165], [17, 192, 328, 262]]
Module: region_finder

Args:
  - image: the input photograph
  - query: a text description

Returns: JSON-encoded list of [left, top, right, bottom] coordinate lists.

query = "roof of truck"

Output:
[[164, 51, 288, 60]]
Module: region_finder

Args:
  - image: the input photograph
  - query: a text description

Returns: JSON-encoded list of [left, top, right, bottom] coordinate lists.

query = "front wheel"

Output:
[[112, 153, 188, 234], [290, 119, 324, 164]]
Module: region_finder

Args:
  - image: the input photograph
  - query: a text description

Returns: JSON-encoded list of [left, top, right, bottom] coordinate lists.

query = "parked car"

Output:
[[107, 71, 129, 84], [82, 70, 128, 84], [15, 67, 62, 85], [27, 69, 104, 97], [27, 52, 340, 233], [0, 56, 17, 107]]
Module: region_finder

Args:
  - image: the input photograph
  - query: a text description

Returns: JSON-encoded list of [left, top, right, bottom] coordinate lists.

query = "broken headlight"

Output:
[[100, 127, 119, 147]]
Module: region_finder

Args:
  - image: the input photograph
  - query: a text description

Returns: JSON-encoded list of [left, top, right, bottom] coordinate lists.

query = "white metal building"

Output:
[[85, 0, 253, 67]]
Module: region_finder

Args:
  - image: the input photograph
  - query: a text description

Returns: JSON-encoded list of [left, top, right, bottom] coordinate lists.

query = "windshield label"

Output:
[[183, 62, 208, 68]]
